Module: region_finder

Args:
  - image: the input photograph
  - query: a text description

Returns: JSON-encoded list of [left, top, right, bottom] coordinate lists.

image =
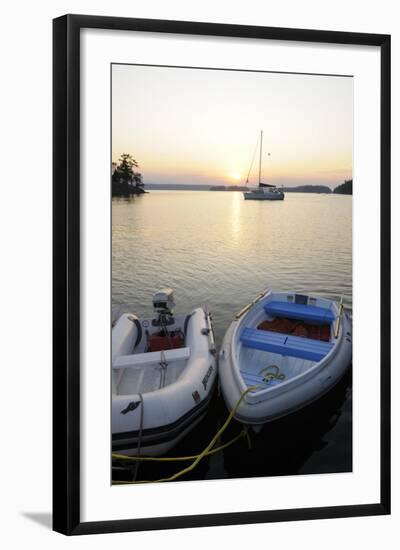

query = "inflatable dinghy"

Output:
[[112, 289, 217, 456], [219, 289, 352, 427]]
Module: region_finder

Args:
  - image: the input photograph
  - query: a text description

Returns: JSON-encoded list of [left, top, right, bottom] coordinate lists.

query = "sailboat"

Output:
[[243, 131, 284, 200]]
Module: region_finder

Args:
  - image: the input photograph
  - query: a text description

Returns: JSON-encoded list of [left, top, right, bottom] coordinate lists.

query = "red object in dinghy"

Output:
[[257, 317, 331, 342], [148, 331, 185, 352]]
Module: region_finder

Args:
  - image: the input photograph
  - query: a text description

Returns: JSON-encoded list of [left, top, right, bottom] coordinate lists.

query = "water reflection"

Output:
[[112, 191, 352, 481], [230, 191, 242, 246]]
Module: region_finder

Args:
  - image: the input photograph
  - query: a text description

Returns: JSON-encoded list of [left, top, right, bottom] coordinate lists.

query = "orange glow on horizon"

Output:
[[112, 152, 352, 187], [112, 65, 353, 189]]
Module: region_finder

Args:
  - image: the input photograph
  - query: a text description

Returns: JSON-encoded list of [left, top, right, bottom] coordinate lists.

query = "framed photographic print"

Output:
[[53, 14, 390, 535]]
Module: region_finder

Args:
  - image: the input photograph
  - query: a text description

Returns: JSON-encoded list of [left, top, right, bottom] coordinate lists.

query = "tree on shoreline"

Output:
[[112, 154, 145, 196]]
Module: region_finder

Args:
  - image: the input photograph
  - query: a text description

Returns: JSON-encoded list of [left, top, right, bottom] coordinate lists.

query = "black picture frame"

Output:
[[53, 14, 391, 535]]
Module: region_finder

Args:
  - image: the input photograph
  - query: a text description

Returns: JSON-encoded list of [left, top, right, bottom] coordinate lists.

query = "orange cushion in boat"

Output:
[[257, 317, 331, 342], [258, 317, 294, 334]]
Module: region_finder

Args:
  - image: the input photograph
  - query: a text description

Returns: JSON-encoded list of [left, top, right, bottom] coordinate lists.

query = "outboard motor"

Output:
[[152, 288, 175, 327], [153, 288, 175, 315], [149, 289, 184, 351]]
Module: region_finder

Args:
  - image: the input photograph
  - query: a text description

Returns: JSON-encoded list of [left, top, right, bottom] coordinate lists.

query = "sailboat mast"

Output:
[[258, 130, 263, 186]]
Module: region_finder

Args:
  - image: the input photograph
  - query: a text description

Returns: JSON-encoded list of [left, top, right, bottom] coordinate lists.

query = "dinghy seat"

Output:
[[113, 347, 190, 369], [264, 301, 335, 325], [240, 328, 334, 362]]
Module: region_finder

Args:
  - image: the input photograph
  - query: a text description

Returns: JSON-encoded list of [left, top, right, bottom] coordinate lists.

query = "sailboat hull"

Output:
[[243, 192, 284, 200]]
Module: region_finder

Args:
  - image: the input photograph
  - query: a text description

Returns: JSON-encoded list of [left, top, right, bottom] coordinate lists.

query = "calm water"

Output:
[[112, 191, 352, 481]]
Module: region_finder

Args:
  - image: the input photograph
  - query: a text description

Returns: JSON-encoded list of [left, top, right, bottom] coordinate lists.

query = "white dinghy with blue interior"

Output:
[[219, 289, 352, 427], [112, 289, 217, 457]]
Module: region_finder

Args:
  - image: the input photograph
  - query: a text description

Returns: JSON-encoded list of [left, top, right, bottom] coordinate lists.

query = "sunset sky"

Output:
[[112, 64, 353, 188]]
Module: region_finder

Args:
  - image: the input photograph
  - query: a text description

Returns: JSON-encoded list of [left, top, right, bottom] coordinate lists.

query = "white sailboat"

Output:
[[243, 131, 284, 200]]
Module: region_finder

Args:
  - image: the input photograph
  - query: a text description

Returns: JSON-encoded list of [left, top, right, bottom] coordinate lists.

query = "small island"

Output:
[[333, 179, 352, 195], [282, 185, 332, 194], [112, 153, 146, 196]]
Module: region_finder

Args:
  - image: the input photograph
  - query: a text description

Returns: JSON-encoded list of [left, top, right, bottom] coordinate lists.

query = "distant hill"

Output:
[[139, 183, 341, 194], [333, 179, 352, 195], [145, 183, 210, 190], [210, 185, 249, 191], [282, 185, 332, 194]]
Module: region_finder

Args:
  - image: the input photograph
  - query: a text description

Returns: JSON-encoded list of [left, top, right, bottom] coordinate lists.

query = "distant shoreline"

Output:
[[144, 183, 351, 194]]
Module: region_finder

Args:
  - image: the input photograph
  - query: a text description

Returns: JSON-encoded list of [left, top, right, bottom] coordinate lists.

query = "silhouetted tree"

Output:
[[112, 154, 145, 196]]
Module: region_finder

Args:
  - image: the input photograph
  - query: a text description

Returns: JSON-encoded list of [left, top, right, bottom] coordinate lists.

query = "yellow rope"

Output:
[[113, 366, 285, 484], [112, 427, 248, 463], [112, 384, 258, 484], [258, 364, 285, 383]]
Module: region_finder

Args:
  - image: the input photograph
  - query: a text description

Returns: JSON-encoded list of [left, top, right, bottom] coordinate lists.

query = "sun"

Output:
[[230, 172, 242, 182]]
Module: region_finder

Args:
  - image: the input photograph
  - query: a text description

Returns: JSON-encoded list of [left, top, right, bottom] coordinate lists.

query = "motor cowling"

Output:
[[153, 288, 175, 315]]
